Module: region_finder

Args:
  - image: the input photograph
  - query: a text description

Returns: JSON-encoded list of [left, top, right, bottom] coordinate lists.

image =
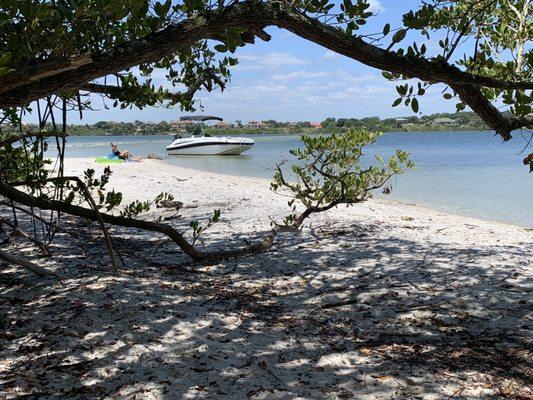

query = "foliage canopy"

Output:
[[0, 0, 531, 140]]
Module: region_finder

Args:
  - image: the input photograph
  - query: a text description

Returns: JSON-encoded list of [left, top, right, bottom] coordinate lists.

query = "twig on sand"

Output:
[[257, 360, 286, 386], [320, 298, 358, 309], [0, 248, 55, 277]]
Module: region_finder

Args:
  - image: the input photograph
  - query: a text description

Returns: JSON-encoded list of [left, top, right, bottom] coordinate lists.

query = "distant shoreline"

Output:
[[65, 128, 492, 137], [15, 111, 489, 136]]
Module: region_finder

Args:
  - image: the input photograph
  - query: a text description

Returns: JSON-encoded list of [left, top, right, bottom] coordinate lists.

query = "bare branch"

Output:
[[0, 248, 55, 277]]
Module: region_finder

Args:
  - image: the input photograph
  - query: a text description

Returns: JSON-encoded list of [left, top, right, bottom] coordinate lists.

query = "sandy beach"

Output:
[[1, 158, 531, 399]]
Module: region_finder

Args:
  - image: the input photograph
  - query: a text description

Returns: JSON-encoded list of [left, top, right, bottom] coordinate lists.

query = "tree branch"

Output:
[[451, 83, 531, 140], [0, 216, 51, 255], [0, 55, 92, 95], [80, 68, 221, 104], [0, 180, 289, 262]]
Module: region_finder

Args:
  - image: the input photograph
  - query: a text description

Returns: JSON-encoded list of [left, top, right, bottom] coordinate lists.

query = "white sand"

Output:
[[0, 158, 531, 399]]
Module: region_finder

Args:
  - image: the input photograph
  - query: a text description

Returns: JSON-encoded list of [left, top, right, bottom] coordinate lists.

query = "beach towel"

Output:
[[95, 154, 125, 164]]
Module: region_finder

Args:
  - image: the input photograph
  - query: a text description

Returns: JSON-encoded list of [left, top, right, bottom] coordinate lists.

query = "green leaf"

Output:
[[0, 67, 14, 76], [411, 98, 419, 113], [392, 29, 407, 44], [392, 98, 402, 107], [154, 2, 164, 17], [383, 23, 390, 36], [0, 52, 11, 67], [214, 44, 227, 52], [397, 84, 407, 96]]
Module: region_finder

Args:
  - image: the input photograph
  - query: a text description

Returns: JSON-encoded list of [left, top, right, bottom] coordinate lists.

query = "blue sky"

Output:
[[69, 1, 460, 124]]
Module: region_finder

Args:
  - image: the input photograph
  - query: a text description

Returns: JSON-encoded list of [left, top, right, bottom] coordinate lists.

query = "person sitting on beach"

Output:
[[111, 142, 130, 160], [110, 143, 143, 161]]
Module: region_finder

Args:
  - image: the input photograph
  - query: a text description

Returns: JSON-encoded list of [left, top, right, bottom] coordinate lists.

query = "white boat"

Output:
[[166, 135, 254, 155]]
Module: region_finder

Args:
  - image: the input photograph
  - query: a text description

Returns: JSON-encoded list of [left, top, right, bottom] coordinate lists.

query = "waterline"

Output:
[[55, 132, 532, 227]]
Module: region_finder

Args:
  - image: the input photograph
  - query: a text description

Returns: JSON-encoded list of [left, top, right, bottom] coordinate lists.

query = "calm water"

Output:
[[54, 132, 533, 227]]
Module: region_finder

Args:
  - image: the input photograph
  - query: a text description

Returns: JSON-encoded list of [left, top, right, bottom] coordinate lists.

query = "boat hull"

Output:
[[166, 137, 254, 155], [167, 143, 253, 155]]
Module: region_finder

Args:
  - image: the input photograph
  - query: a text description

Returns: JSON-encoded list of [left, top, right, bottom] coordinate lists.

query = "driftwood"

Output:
[[0, 248, 54, 277], [0, 200, 79, 238], [320, 298, 359, 309], [158, 200, 184, 210], [146, 153, 162, 160]]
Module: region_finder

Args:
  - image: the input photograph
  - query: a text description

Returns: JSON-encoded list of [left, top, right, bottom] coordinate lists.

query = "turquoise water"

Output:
[[55, 132, 533, 227]]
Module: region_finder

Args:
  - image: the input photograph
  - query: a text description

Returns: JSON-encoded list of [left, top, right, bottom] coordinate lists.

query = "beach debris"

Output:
[[1, 185, 531, 400], [0, 249, 55, 277], [147, 152, 162, 160], [157, 200, 183, 210]]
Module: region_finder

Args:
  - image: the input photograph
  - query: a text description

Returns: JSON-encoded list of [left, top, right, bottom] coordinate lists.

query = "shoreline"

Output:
[[63, 157, 532, 232], [65, 157, 533, 232]]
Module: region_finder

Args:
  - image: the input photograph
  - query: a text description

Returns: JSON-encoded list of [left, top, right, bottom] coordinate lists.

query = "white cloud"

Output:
[[334, 71, 380, 83], [235, 52, 308, 70], [368, 0, 385, 13], [247, 84, 288, 93], [208, 84, 288, 102], [323, 51, 340, 59], [272, 70, 330, 81]]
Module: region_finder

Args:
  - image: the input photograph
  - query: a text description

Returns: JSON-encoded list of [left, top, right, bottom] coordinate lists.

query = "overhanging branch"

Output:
[[0, 2, 531, 137], [80, 83, 196, 103], [80, 67, 224, 104]]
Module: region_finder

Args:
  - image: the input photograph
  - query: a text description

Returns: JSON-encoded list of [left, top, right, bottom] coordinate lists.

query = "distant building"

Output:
[[246, 121, 266, 129], [170, 120, 193, 132], [309, 122, 322, 129], [395, 117, 409, 125], [214, 121, 233, 129], [434, 117, 457, 126]]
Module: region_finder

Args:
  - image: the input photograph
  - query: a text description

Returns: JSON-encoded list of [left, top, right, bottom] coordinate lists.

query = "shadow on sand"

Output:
[[0, 213, 531, 399]]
